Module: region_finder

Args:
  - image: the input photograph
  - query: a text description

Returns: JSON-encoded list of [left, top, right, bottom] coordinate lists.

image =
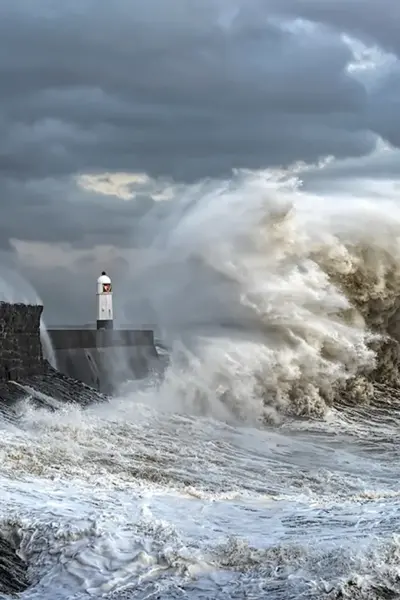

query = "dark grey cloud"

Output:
[[367, 69, 400, 150], [267, 0, 400, 57], [266, 0, 400, 152], [0, 176, 157, 250], [0, 0, 374, 185]]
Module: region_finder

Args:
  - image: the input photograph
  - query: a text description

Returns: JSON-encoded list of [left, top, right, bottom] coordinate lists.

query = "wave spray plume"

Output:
[[117, 167, 400, 422]]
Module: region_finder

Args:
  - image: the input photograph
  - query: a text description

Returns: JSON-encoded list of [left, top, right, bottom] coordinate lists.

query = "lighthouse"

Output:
[[96, 271, 113, 330]]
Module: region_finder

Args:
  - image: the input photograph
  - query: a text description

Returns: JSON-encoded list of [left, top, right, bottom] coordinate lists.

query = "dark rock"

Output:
[[0, 534, 29, 596]]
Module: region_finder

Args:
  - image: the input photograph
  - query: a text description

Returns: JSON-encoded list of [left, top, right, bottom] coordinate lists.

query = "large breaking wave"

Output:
[[119, 167, 400, 422]]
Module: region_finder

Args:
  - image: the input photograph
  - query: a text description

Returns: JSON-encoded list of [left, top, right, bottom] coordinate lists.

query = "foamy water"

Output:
[[2, 166, 400, 599], [1, 395, 399, 600]]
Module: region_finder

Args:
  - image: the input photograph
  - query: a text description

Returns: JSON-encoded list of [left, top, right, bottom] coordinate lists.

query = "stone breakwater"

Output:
[[0, 302, 106, 413]]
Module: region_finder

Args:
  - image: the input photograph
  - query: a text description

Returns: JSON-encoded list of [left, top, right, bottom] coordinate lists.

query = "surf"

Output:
[[113, 166, 400, 423]]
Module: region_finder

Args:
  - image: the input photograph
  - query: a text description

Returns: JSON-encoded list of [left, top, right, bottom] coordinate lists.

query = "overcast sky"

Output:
[[1, 0, 400, 324]]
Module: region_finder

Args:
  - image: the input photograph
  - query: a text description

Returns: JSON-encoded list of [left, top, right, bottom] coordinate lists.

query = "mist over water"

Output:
[[2, 167, 400, 599]]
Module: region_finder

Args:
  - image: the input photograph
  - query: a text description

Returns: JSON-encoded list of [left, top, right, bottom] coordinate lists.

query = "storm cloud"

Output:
[[0, 0, 399, 321], [0, 0, 376, 181]]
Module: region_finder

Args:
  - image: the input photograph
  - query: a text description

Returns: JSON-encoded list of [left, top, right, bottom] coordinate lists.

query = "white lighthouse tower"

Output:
[[96, 271, 113, 330]]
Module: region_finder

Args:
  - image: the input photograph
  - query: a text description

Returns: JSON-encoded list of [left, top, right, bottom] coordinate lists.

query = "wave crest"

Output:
[[116, 169, 400, 421]]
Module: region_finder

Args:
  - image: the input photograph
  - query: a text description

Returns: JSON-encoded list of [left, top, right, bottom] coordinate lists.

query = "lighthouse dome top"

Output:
[[97, 271, 111, 285]]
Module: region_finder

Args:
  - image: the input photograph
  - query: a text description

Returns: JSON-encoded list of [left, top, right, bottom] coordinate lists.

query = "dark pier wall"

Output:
[[0, 301, 160, 402], [48, 329, 160, 394], [0, 302, 160, 402]]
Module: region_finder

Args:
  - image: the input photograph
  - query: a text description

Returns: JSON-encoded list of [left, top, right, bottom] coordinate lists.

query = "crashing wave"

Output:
[[118, 168, 400, 422]]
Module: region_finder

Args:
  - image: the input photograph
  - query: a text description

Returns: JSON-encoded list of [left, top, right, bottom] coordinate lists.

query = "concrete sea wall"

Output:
[[0, 301, 160, 404], [49, 328, 160, 394]]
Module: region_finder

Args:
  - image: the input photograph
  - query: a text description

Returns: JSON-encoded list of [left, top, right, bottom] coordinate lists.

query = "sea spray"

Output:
[[119, 168, 400, 421]]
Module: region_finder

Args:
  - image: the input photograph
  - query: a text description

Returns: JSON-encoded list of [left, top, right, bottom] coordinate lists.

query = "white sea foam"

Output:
[[118, 167, 400, 420]]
